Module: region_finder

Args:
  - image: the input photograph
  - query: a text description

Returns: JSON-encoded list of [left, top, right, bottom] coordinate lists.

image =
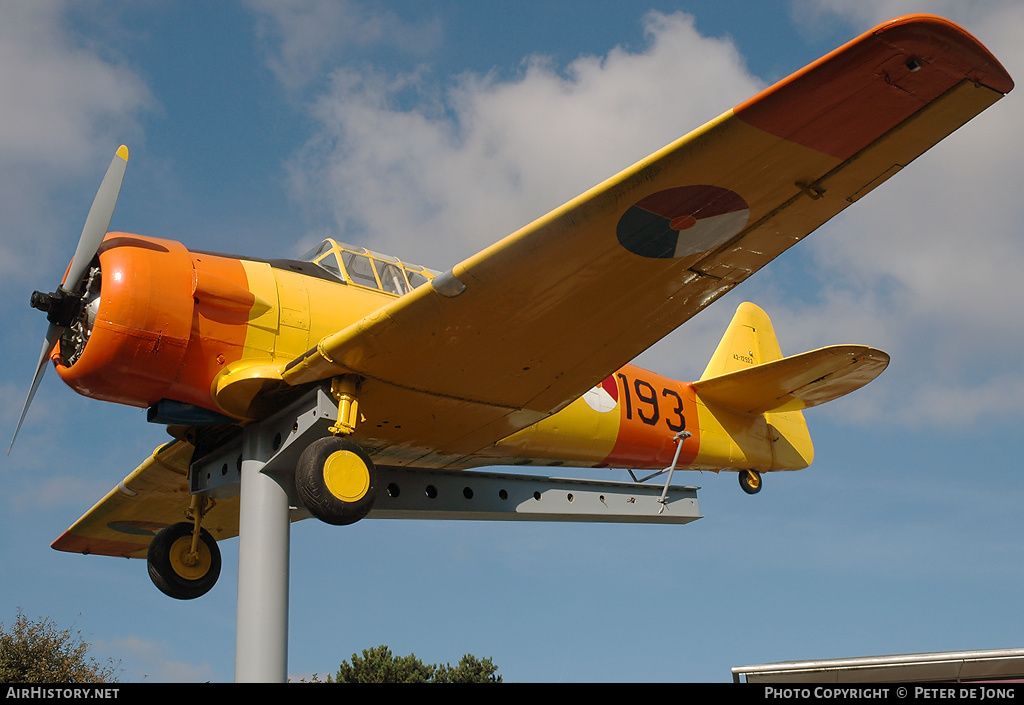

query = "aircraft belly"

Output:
[[491, 389, 620, 465], [347, 378, 548, 469]]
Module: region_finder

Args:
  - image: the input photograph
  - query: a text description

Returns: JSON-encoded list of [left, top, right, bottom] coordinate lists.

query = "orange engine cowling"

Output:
[[55, 233, 197, 409]]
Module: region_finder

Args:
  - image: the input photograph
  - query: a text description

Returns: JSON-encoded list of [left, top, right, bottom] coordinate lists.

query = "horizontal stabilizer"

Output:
[[692, 345, 889, 415]]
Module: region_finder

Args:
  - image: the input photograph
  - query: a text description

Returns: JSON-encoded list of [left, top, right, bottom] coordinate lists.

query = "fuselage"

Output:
[[55, 233, 811, 474]]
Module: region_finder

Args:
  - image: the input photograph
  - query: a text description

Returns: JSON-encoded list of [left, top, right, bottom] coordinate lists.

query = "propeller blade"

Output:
[[61, 145, 129, 293], [9, 324, 62, 454]]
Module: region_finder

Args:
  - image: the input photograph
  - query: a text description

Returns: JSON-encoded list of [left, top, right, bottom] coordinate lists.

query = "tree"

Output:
[[0, 610, 119, 683], [433, 654, 502, 683], [330, 645, 501, 683]]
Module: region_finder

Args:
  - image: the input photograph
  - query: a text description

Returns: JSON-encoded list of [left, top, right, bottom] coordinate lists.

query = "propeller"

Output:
[[9, 145, 129, 453]]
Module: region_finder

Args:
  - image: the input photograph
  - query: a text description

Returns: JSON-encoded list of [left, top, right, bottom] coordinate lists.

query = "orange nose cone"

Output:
[[56, 233, 195, 408]]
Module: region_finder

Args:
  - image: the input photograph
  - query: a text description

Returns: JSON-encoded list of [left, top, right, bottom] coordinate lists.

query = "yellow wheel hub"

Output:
[[323, 450, 371, 503], [745, 471, 761, 490], [169, 536, 212, 581]]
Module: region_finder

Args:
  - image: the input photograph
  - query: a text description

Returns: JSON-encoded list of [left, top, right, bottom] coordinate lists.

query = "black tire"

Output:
[[147, 522, 221, 600], [738, 469, 763, 495], [295, 436, 377, 525]]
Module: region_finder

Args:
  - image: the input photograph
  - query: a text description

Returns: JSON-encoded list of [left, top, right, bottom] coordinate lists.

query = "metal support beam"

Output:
[[354, 466, 701, 524], [186, 385, 702, 682], [192, 387, 702, 524]]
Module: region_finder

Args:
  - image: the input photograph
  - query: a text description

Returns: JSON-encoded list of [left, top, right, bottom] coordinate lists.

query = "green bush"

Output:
[[0, 610, 119, 683], [330, 645, 501, 683]]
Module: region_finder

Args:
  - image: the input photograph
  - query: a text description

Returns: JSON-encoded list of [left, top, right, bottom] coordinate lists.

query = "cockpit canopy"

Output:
[[299, 238, 439, 296]]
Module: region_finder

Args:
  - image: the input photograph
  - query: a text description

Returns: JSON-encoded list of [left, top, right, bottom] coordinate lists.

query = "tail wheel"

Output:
[[739, 469, 763, 495], [296, 436, 377, 525], [147, 522, 221, 600]]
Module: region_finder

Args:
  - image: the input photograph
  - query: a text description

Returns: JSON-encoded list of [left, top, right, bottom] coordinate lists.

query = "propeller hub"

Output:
[[30, 289, 82, 328], [29, 290, 54, 312]]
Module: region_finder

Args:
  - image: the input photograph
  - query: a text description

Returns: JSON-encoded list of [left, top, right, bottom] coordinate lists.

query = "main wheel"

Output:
[[147, 522, 222, 600], [295, 436, 377, 525], [738, 469, 763, 495]]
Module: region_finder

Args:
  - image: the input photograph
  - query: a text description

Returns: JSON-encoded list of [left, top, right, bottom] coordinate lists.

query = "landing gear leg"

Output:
[[328, 375, 361, 436], [147, 496, 221, 599], [294, 376, 377, 525], [739, 469, 763, 495]]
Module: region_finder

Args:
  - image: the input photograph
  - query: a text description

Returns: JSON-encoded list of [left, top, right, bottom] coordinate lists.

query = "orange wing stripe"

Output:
[[735, 14, 1013, 160]]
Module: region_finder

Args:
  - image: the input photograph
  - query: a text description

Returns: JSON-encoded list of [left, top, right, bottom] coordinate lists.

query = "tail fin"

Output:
[[699, 301, 783, 380], [695, 302, 889, 414], [693, 302, 888, 471]]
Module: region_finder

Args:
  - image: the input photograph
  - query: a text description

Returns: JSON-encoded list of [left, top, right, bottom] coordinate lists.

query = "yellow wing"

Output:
[[280, 14, 1011, 461], [51, 441, 242, 558]]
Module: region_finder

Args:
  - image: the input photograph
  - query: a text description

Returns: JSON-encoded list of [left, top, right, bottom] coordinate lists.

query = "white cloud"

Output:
[[259, 3, 1024, 428], [283, 11, 759, 268], [770, 2, 1024, 426], [0, 0, 150, 283], [245, 0, 442, 92]]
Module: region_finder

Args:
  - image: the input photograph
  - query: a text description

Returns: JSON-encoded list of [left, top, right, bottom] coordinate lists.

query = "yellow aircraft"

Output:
[[14, 15, 1012, 600]]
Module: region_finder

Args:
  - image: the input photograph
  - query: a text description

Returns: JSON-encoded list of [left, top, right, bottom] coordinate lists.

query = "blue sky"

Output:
[[2, 0, 1023, 683]]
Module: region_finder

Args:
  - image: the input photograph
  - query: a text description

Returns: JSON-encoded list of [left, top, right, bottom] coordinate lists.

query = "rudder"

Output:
[[700, 302, 783, 380]]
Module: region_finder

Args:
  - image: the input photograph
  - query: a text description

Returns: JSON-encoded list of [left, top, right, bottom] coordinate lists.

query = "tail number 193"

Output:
[[615, 373, 686, 432]]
